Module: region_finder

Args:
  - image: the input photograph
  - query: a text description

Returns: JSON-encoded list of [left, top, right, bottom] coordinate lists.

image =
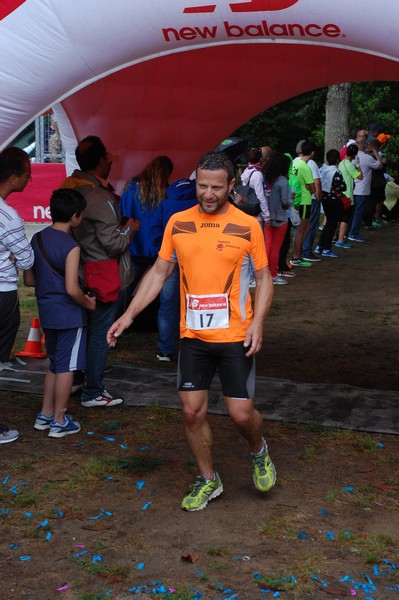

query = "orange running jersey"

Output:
[[159, 203, 268, 343]]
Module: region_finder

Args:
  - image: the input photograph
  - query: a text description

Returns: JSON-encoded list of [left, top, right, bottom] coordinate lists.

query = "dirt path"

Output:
[[258, 220, 399, 391], [1, 220, 398, 599]]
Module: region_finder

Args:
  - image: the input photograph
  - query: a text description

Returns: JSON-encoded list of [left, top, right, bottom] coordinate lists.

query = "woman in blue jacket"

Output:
[[119, 156, 173, 314]]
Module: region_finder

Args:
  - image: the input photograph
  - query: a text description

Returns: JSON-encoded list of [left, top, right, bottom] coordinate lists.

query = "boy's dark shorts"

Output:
[[298, 204, 311, 219], [177, 337, 255, 399], [44, 327, 87, 374]]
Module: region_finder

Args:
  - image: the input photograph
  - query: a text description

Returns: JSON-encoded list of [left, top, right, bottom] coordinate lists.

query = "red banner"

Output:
[[0, 0, 26, 21], [7, 163, 67, 222]]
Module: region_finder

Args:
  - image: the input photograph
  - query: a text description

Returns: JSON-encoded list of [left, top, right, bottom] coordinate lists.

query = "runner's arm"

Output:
[[244, 266, 274, 357]]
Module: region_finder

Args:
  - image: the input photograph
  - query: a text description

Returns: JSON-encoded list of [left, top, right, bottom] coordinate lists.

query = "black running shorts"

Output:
[[177, 337, 255, 399], [298, 204, 311, 219]]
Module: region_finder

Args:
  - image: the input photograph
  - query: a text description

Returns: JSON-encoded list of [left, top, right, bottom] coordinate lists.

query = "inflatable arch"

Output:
[[1, 0, 399, 189]]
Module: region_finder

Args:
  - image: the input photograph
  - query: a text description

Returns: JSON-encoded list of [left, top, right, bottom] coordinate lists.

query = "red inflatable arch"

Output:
[[1, 0, 399, 189]]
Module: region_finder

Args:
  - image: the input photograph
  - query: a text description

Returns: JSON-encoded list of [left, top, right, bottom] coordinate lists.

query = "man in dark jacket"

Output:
[[61, 136, 138, 407]]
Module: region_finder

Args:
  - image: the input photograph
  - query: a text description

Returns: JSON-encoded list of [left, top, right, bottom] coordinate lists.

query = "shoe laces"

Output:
[[253, 450, 267, 474], [188, 476, 208, 496]]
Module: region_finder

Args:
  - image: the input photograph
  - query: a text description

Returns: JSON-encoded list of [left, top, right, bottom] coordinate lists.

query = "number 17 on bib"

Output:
[[186, 293, 229, 330]]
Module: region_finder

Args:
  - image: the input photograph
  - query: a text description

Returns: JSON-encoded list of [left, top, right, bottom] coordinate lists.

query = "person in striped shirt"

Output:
[[0, 146, 34, 443]]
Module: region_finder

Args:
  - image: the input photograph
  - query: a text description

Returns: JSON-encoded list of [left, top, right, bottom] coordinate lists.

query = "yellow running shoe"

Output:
[[252, 441, 276, 492], [180, 473, 223, 511]]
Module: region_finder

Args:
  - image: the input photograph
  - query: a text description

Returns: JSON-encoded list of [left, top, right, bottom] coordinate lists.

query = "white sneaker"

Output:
[[0, 424, 19, 444], [81, 389, 124, 408], [48, 416, 81, 438], [273, 275, 288, 285]]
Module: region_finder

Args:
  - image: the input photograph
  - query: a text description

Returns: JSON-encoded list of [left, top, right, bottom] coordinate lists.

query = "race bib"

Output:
[[186, 293, 229, 330]]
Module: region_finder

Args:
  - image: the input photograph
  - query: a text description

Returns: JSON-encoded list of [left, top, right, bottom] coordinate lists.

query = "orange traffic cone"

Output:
[[16, 317, 47, 358]]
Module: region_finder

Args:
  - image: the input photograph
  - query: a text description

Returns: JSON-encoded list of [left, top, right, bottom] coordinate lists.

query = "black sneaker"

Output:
[[156, 352, 172, 362], [302, 253, 321, 262]]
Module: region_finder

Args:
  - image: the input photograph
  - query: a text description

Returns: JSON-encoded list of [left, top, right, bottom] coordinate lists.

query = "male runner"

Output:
[[107, 151, 276, 511]]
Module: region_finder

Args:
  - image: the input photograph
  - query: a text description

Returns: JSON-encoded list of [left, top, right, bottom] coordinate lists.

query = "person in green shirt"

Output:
[[290, 141, 315, 267]]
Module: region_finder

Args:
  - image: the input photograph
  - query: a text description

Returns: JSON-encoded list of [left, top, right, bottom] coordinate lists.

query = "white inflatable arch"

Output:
[[1, 0, 399, 188]]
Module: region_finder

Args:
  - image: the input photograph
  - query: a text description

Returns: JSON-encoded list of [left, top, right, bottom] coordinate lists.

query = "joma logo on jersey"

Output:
[[184, 0, 298, 14], [200, 222, 220, 227]]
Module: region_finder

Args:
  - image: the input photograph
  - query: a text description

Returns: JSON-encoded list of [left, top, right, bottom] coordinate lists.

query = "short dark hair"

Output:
[[247, 147, 262, 163], [346, 144, 359, 159], [301, 140, 315, 156], [75, 135, 107, 171], [326, 149, 340, 166], [50, 188, 87, 223], [196, 151, 235, 182], [0, 146, 30, 183]]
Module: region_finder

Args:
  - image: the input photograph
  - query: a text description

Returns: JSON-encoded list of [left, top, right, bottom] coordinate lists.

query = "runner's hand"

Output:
[[243, 322, 263, 357], [107, 314, 133, 347]]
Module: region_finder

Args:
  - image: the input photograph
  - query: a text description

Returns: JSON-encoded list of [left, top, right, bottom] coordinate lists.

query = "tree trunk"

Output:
[[324, 83, 352, 156]]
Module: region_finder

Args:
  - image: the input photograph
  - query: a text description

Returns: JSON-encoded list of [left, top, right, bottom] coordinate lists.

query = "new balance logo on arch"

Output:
[[184, 0, 298, 14]]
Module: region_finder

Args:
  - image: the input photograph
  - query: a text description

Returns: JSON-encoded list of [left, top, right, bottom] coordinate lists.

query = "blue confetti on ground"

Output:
[[92, 555, 103, 563], [87, 510, 112, 520], [8, 481, 30, 494]]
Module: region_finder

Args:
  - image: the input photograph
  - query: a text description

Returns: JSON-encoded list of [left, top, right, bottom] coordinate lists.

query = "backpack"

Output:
[[234, 169, 261, 216]]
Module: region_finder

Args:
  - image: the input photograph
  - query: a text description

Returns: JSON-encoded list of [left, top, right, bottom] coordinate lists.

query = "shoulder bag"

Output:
[[234, 169, 262, 216], [83, 258, 120, 303]]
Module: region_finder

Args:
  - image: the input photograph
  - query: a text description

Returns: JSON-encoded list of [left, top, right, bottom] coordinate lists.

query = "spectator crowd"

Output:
[[1, 125, 397, 445]]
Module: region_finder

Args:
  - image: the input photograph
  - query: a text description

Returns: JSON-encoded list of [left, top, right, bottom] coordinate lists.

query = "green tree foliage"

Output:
[[232, 88, 327, 161], [350, 82, 399, 175], [233, 82, 399, 173]]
